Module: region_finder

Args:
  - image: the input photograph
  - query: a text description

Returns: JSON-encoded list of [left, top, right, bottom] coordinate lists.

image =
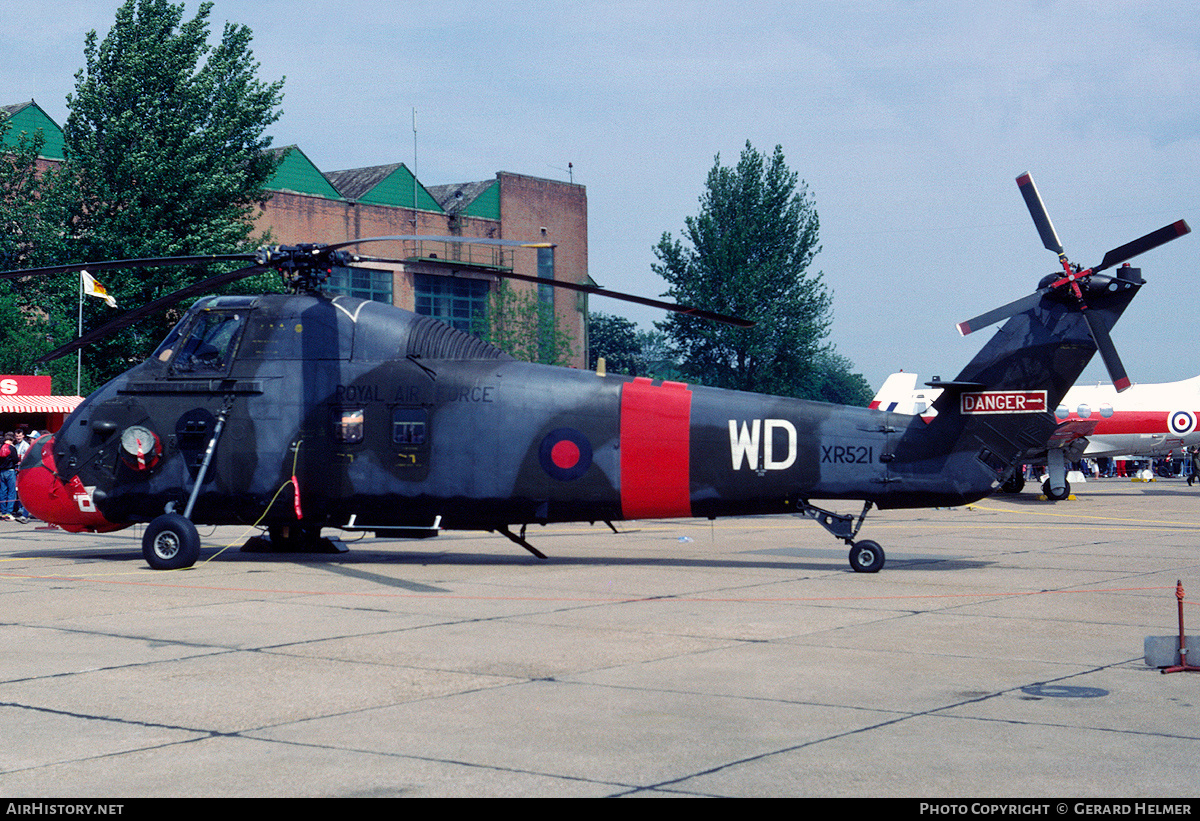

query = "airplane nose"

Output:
[[17, 434, 128, 533]]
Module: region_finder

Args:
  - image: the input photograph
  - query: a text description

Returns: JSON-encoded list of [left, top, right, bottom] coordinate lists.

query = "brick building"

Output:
[[2, 101, 590, 367]]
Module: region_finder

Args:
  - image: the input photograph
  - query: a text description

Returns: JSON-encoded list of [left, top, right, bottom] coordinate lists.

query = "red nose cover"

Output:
[[17, 436, 128, 533]]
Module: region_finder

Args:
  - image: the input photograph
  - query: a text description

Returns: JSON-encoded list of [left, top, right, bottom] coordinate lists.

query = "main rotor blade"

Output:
[[0, 253, 256, 280], [497, 269, 753, 327], [1016, 172, 1064, 256], [1095, 220, 1191, 273], [330, 234, 555, 251], [1082, 309, 1131, 392], [956, 290, 1046, 336], [34, 264, 267, 364], [353, 252, 755, 327]]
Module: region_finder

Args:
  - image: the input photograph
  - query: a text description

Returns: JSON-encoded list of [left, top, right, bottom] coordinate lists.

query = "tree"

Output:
[[479, 281, 575, 366], [586, 312, 683, 380], [0, 119, 77, 392], [39, 0, 285, 390], [653, 141, 868, 404], [587, 312, 641, 373], [632, 328, 683, 382]]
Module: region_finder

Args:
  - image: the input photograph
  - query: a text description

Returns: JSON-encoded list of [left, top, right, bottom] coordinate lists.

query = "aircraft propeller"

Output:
[[956, 173, 1190, 392], [0, 236, 754, 364]]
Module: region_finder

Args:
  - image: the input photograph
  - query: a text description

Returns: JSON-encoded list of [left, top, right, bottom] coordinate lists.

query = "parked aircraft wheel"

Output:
[[1000, 473, 1026, 494], [849, 540, 885, 573], [1042, 478, 1070, 501], [143, 513, 201, 570]]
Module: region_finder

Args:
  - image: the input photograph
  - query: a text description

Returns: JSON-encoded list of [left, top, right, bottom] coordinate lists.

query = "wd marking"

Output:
[[728, 419, 797, 471], [960, 390, 1048, 414]]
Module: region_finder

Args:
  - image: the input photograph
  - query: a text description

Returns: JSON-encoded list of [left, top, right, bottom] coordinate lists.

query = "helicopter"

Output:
[[5, 175, 1190, 573]]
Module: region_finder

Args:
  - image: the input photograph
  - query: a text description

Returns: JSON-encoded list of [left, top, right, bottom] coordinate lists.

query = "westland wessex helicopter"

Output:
[[5, 174, 1190, 573]]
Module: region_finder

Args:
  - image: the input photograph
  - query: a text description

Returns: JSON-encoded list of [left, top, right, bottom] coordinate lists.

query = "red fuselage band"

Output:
[[619, 378, 692, 519]]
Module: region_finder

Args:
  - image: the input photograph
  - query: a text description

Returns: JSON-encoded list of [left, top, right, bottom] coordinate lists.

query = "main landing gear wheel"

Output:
[[1042, 478, 1070, 501], [142, 513, 201, 570], [1000, 473, 1026, 494], [848, 540, 885, 573]]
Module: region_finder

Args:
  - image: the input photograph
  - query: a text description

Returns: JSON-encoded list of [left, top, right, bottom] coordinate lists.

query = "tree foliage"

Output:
[[587, 312, 682, 380], [21, 0, 285, 391], [479, 281, 575, 366], [654, 141, 869, 405], [587, 312, 640, 373], [0, 120, 77, 392]]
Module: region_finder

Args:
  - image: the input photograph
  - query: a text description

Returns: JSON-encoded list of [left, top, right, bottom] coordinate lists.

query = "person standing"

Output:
[[10, 427, 31, 520], [0, 433, 20, 521]]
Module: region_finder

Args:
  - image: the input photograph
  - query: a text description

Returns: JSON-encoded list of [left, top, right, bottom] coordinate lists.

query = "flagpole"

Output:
[[77, 271, 83, 396]]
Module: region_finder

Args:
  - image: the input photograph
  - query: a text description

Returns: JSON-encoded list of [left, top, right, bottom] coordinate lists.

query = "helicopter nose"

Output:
[[17, 434, 128, 533]]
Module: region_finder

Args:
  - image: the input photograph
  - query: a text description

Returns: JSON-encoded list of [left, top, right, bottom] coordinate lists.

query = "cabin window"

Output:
[[392, 407, 427, 445], [334, 408, 364, 444]]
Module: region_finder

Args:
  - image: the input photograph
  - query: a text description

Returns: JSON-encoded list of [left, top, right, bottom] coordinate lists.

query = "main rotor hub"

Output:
[[256, 244, 353, 293]]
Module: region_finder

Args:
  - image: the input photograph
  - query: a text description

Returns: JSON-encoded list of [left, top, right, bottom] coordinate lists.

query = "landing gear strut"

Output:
[[142, 396, 234, 570], [798, 500, 886, 573]]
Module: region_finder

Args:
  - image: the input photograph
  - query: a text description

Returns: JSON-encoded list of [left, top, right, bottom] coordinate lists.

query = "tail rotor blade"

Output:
[[1095, 220, 1191, 273], [1083, 310, 1131, 392], [1016, 172, 1065, 256], [957, 290, 1046, 336]]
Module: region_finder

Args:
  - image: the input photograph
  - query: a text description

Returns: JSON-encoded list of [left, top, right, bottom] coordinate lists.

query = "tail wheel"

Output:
[[143, 513, 201, 570], [849, 540, 885, 573]]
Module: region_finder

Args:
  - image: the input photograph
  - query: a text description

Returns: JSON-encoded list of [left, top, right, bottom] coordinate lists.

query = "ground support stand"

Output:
[[1162, 580, 1200, 674]]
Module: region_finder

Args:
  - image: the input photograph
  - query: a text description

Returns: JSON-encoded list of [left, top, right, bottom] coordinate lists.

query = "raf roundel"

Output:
[[538, 428, 594, 481], [1168, 410, 1197, 436]]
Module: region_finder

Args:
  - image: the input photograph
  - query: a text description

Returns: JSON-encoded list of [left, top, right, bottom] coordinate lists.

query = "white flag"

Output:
[[81, 270, 117, 308]]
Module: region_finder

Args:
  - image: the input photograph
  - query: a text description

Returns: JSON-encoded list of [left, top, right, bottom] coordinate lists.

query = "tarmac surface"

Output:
[[1, 477, 1199, 798]]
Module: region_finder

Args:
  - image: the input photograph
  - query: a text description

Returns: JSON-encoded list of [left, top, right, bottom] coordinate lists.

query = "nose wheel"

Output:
[[848, 540, 885, 573], [142, 513, 201, 570]]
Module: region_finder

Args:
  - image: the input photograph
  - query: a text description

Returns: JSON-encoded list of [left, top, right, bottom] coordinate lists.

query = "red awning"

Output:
[[0, 395, 84, 414]]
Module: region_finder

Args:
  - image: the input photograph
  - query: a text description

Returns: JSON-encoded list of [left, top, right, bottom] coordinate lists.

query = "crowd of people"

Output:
[[0, 425, 37, 523], [1020, 446, 1200, 483]]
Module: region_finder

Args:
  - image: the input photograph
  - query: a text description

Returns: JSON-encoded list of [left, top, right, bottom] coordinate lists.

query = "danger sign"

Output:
[[960, 390, 1048, 414]]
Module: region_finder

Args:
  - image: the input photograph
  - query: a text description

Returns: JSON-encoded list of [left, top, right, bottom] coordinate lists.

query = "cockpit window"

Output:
[[166, 311, 245, 374]]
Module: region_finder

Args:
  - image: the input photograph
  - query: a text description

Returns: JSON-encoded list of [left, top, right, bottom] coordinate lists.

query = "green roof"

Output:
[[1, 100, 64, 160], [427, 179, 500, 220], [326, 163, 444, 212], [460, 180, 499, 219], [265, 146, 343, 199]]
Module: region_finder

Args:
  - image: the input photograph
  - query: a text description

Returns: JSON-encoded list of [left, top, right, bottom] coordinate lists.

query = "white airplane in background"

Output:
[[870, 372, 1200, 499]]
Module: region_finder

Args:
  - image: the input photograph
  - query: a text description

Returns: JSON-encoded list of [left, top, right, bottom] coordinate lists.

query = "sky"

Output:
[[4, 0, 1199, 392]]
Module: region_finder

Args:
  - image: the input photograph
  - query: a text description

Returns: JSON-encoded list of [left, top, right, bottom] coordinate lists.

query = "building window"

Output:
[[327, 265, 393, 304], [537, 246, 554, 308], [413, 273, 490, 332]]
